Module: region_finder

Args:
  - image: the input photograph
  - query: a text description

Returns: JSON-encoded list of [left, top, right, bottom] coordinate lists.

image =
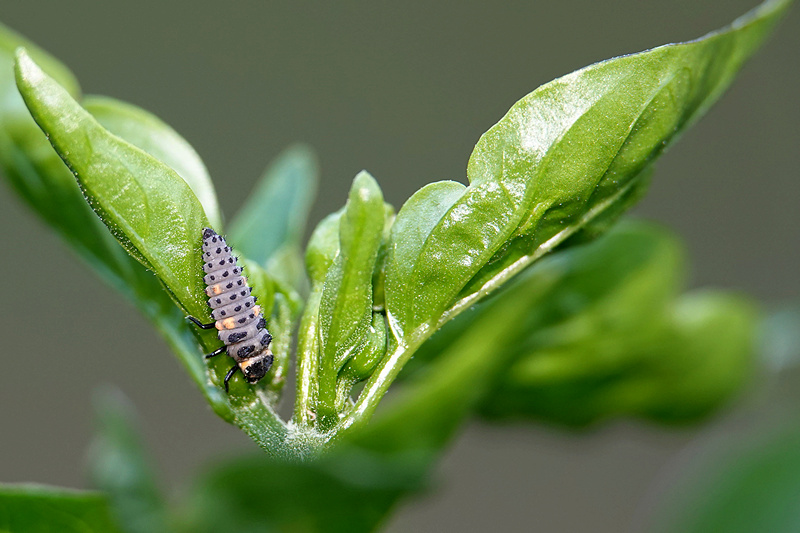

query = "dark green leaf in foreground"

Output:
[[654, 424, 800, 533], [15, 49, 209, 318], [179, 450, 413, 533], [0, 484, 122, 533], [384, 0, 790, 347]]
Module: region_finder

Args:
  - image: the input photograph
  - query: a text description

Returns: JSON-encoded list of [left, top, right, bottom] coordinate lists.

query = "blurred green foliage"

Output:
[[0, 0, 793, 531]]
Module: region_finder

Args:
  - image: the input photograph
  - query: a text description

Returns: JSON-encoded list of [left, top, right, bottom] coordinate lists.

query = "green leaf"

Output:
[[178, 451, 415, 533], [400, 221, 676, 423], [84, 95, 222, 229], [623, 291, 758, 422], [384, 0, 790, 347], [228, 144, 318, 266], [0, 484, 122, 533], [305, 211, 343, 285], [343, 312, 389, 381], [293, 212, 343, 425], [348, 284, 542, 454], [320, 173, 385, 369], [384, 180, 466, 341], [316, 171, 385, 427], [15, 49, 209, 318], [89, 389, 168, 533], [11, 49, 291, 452], [0, 32, 234, 419], [653, 424, 800, 533], [370, 203, 396, 312], [470, 224, 758, 425], [0, 24, 137, 295]]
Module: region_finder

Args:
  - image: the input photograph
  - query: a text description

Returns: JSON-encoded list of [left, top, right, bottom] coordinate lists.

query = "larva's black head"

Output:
[[203, 227, 217, 240], [241, 352, 274, 384]]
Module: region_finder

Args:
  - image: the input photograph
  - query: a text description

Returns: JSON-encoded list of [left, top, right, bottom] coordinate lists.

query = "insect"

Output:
[[186, 227, 273, 392]]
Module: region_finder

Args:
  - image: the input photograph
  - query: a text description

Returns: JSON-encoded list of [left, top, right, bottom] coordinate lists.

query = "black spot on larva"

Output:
[[219, 260, 225, 266], [238, 317, 247, 324], [220, 310, 226, 316], [228, 258, 234, 264], [234, 305, 242, 312], [237, 280, 242, 286], [228, 332, 247, 343], [245, 302, 251, 308], [207, 262, 212, 268], [226, 282, 233, 289], [210, 275, 215, 280], [216, 247, 221, 253], [240, 290, 247, 296], [249, 313, 254, 319], [256, 317, 266, 330], [260, 332, 272, 346], [229, 294, 237, 300], [222, 271, 229, 277], [215, 298, 221, 304], [212, 236, 217, 243], [237, 345, 255, 358]]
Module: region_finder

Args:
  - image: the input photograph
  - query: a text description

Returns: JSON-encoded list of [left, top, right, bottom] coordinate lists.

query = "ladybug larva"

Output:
[[186, 227, 273, 392]]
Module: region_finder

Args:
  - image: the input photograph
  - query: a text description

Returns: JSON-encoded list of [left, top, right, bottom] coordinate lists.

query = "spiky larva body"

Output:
[[187, 227, 273, 392]]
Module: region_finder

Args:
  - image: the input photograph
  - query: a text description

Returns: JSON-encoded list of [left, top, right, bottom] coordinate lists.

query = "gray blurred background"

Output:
[[1, 1, 797, 531]]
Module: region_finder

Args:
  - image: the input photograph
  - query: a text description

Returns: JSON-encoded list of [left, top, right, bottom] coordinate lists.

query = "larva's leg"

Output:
[[224, 365, 240, 393], [186, 315, 216, 330], [205, 346, 226, 359]]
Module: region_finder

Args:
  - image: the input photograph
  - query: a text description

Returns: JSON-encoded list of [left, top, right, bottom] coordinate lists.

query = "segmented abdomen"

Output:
[[201, 229, 272, 362]]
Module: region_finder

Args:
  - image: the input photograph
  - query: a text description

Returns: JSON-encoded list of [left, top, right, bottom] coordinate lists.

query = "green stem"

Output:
[[338, 336, 420, 433]]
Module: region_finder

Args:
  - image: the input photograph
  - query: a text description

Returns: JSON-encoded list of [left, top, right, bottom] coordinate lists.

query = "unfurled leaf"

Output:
[[12, 49, 291, 449], [15, 49, 209, 317], [319, 172, 385, 371], [316, 171, 385, 426], [228, 144, 318, 266], [384, 0, 790, 347], [84, 95, 222, 229]]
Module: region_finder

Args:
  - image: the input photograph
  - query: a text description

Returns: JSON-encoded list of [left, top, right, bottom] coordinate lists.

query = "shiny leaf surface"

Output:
[[384, 0, 789, 347], [15, 49, 209, 317], [84, 95, 222, 229]]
